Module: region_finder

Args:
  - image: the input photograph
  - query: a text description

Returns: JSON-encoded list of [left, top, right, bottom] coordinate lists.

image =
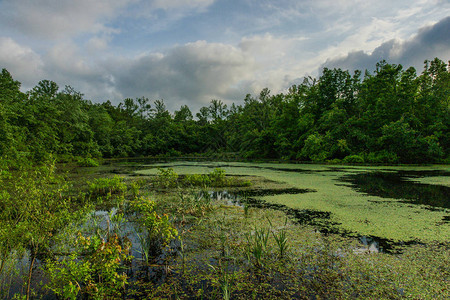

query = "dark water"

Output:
[[340, 170, 450, 210], [208, 168, 449, 253], [207, 189, 400, 252]]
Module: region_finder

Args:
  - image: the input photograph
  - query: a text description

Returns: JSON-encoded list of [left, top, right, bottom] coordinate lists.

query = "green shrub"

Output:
[[208, 168, 227, 187], [366, 151, 399, 164], [77, 157, 100, 167], [131, 196, 178, 256], [156, 168, 179, 188], [184, 173, 211, 187], [45, 233, 130, 299], [342, 155, 365, 163]]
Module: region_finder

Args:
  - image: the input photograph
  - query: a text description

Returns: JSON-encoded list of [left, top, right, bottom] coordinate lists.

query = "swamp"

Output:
[[1, 26, 449, 300], [1, 160, 448, 299]]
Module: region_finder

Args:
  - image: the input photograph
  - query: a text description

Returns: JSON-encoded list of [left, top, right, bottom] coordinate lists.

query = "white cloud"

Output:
[[150, 0, 215, 11], [0, 37, 44, 86], [0, 0, 448, 112], [86, 36, 112, 53], [0, 0, 131, 39], [45, 42, 97, 77]]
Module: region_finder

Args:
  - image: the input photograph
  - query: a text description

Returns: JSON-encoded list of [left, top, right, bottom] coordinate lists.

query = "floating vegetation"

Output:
[[136, 162, 450, 243]]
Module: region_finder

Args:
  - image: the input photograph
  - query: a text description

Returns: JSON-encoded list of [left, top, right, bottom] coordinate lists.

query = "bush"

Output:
[[156, 168, 179, 188], [131, 196, 178, 256], [343, 155, 365, 163], [77, 157, 100, 167], [366, 151, 399, 164], [208, 168, 227, 187], [45, 233, 130, 299], [184, 173, 211, 187]]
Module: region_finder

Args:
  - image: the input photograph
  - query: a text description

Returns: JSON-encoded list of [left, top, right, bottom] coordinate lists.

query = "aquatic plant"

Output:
[[156, 167, 179, 188], [88, 175, 127, 202], [208, 259, 234, 300], [270, 218, 290, 258], [245, 227, 271, 267], [183, 173, 211, 187], [45, 233, 131, 299], [131, 196, 178, 256]]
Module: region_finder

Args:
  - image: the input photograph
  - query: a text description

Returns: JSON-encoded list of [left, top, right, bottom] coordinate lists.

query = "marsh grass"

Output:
[[268, 218, 290, 258]]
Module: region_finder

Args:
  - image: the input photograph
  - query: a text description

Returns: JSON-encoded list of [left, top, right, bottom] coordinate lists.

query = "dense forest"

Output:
[[1, 58, 449, 166]]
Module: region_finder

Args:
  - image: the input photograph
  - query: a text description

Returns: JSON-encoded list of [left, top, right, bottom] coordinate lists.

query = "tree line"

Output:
[[0, 58, 448, 166]]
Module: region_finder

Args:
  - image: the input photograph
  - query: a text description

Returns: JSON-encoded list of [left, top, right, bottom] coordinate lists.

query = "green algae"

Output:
[[136, 162, 450, 244]]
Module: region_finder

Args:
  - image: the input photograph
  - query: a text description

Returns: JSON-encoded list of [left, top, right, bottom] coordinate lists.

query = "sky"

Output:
[[0, 0, 449, 112]]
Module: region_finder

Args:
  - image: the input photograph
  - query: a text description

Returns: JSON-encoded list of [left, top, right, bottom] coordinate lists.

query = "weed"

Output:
[[156, 168, 179, 188], [245, 227, 270, 267], [88, 176, 126, 202], [267, 217, 290, 258], [272, 223, 290, 258], [183, 173, 211, 188], [131, 196, 178, 257], [208, 259, 234, 300], [209, 168, 227, 187]]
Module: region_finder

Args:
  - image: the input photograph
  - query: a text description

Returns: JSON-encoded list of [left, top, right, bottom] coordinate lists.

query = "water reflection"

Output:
[[340, 171, 450, 209]]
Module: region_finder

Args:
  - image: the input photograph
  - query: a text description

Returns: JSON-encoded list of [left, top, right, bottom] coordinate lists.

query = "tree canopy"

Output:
[[0, 58, 448, 165]]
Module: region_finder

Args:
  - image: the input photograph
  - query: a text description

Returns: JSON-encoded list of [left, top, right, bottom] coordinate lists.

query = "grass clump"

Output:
[[88, 175, 127, 201], [156, 167, 251, 189]]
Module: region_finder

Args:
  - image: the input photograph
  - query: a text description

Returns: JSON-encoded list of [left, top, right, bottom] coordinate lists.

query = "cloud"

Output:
[[0, 0, 131, 39], [0, 0, 218, 41], [104, 41, 255, 110], [321, 16, 450, 73], [150, 0, 215, 11], [0, 37, 44, 85], [1, 0, 448, 113]]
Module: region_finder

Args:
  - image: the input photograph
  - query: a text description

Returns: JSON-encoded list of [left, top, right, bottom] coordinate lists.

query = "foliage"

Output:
[[208, 168, 227, 186], [1, 58, 449, 166], [183, 173, 211, 187], [156, 167, 179, 188], [76, 156, 100, 167], [88, 176, 127, 200], [0, 162, 89, 298], [45, 233, 130, 299], [342, 154, 365, 163], [130, 196, 178, 256]]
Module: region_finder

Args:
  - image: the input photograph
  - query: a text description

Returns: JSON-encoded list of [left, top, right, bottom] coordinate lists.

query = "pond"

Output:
[[135, 161, 450, 245], [3, 160, 449, 299]]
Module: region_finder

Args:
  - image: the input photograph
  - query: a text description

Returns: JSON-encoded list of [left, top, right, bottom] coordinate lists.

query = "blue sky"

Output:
[[0, 0, 449, 111]]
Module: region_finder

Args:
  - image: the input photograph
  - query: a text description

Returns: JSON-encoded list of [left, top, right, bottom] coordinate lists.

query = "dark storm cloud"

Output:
[[105, 41, 254, 111], [322, 17, 450, 73]]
